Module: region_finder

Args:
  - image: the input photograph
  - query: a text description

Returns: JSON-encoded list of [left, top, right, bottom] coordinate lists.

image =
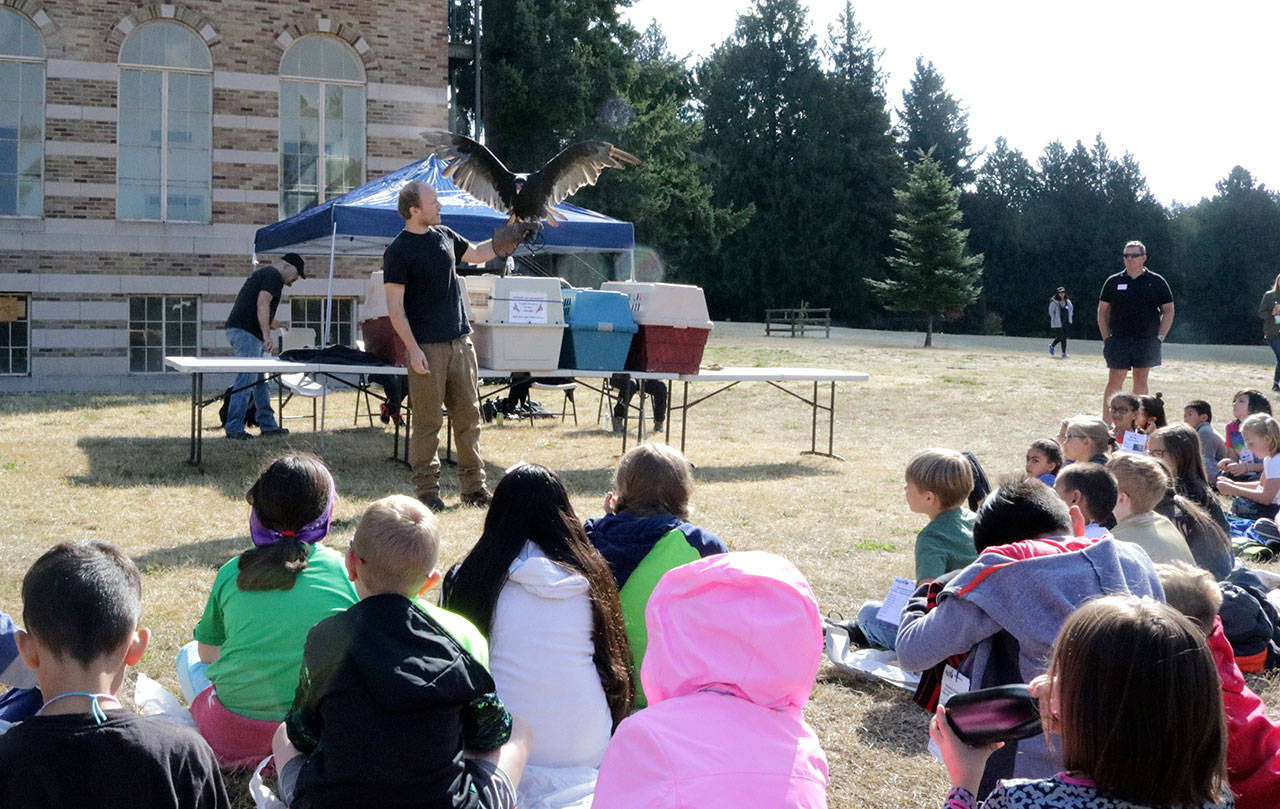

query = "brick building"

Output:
[[0, 0, 452, 391]]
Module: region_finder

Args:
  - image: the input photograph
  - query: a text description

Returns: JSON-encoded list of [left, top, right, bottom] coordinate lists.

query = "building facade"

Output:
[[0, 0, 450, 391]]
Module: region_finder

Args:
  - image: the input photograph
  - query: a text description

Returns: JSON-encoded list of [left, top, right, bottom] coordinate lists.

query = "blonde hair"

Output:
[[1241, 412, 1280, 457], [1156, 561, 1223, 635], [351, 495, 440, 596], [1106, 453, 1170, 514], [1066, 416, 1112, 457], [614, 443, 694, 520], [904, 449, 973, 510]]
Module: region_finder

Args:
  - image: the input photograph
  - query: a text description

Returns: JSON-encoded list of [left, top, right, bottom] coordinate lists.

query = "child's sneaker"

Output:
[[1061, 352, 1070, 358], [1049, 345, 1055, 356]]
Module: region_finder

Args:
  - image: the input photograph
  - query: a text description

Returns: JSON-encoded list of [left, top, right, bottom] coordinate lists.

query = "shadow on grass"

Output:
[[0, 392, 190, 417], [818, 668, 931, 756], [132, 516, 362, 572]]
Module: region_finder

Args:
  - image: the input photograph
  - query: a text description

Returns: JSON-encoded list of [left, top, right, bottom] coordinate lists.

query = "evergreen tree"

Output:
[[696, 0, 830, 317], [899, 58, 977, 186], [870, 153, 983, 347], [573, 21, 745, 284]]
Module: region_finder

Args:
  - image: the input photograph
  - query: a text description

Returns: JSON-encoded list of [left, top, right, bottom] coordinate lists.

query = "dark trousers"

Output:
[[1269, 335, 1280, 385], [1049, 325, 1068, 352], [612, 376, 667, 422]]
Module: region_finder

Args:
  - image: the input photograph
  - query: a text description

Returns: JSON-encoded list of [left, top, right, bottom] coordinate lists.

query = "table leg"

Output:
[[810, 380, 818, 454], [188, 374, 198, 466], [827, 381, 836, 457], [194, 372, 204, 467], [679, 381, 688, 454]]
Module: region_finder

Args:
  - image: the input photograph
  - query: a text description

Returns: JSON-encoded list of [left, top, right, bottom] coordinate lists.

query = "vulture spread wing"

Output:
[[421, 129, 520, 216], [522, 141, 642, 222]]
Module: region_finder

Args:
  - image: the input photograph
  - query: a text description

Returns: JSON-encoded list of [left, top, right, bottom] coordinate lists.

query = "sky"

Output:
[[621, 0, 1279, 206]]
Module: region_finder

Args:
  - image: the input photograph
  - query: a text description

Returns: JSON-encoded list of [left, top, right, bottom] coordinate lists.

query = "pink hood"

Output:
[[594, 552, 829, 809], [641, 550, 824, 710]]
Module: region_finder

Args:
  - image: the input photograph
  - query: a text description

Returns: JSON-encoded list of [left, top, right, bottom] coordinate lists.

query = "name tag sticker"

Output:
[[1117, 283, 1128, 290]]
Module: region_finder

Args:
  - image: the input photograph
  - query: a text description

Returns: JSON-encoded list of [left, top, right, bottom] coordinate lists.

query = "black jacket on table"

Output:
[[285, 593, 512, 809]]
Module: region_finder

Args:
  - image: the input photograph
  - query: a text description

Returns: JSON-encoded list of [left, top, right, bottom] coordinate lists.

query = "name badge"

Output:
[[1117, 283, 1128, 290]]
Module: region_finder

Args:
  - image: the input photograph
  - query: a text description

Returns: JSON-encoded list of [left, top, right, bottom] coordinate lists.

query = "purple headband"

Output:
[[249, 475, 336, 547]]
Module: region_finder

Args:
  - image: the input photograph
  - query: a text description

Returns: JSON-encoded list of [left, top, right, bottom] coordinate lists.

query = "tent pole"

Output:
[[628, 247, 635, 282], [323, 220, 337, 344]]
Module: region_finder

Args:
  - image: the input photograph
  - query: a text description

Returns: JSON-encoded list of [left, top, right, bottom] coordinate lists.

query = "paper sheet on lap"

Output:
[[822, 620, 921, 691]]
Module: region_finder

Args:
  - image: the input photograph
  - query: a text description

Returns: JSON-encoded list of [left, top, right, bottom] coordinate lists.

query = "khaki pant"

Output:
[[407, 336, 485, 498]]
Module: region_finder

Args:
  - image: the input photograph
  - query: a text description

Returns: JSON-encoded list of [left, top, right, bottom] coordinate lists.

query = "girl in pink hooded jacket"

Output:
[[593, 551, 829, 809]]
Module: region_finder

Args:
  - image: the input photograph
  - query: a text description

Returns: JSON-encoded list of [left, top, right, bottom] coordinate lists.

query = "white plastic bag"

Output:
[[249, 756, 287, 809], [134, 673, 198, 729]]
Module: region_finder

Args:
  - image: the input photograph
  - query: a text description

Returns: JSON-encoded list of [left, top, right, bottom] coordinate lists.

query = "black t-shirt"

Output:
[[382, 226, 474, 345], [225, 266, 286, 339], [1099, 269, 1173, 338], [0, 710, 230, 809]]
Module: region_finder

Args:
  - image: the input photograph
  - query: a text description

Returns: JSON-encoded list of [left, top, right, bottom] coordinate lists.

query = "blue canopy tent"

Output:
[[253, 155, 635, 341]]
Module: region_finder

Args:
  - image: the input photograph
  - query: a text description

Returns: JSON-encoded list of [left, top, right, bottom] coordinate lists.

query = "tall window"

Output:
[[279, 36, 365, 218], [0, 294, 29, 375], [291, 297, 353, 346], [118, 22, 212, 222], [0, 9, 44, 217], [129, 295, 198, 372]]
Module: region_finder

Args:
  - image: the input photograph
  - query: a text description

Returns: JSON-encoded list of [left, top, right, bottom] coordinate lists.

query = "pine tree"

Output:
[[899, 58, 977, 186], [870, 153, 983, 347]]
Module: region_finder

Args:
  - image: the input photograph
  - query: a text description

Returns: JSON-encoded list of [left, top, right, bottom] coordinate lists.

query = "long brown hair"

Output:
[[237, 453, 332, 591], [1048, 596, 1226, 805], [443, 464, 635, 727]]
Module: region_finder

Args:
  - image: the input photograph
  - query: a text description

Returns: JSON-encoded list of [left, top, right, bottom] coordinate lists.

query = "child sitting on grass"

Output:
[[1158, 561, 1280, 809], [584, 442, 727, 708], [932, 595, 1230, 809], [1217, 412, 1280, 521], [1106, 454, 1196, 565], [179, 453, 358, 768], [1052, 462, 1118, 536], [0, 541, 229, 808], [273, 495, 529, 809], [0, 610, 39, 729], [1220, 389, 1272, 481], [594, 551, 829, 809], [1184, 399, 1230, 485], [852, 448, 976, 650], [1024, 439, 1063, 486]]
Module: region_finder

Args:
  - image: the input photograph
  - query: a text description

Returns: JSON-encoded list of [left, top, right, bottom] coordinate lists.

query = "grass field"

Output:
[[2, 322, 1278, 807]]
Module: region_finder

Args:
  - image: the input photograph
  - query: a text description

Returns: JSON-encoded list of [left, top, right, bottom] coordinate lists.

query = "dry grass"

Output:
[[2, 323, 1279, 807]]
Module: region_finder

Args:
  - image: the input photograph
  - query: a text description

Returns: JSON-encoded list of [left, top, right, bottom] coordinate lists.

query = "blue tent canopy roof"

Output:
[[254, 156, 634, 256]]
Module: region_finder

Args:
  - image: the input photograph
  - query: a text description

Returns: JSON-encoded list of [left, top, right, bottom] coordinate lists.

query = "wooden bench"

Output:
[[765, 307, 831, 338]]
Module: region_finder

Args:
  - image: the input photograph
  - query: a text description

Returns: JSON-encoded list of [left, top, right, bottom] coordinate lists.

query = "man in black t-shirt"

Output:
[[383, 180, 533, 511], [1097, 240, 1175, 423], [223, 254, 304, 439]]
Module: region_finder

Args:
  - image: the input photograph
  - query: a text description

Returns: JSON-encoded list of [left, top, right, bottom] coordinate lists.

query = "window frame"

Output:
[[127, 294, 201, 374], [116, 21, 213, 223], [0, 8, 45, 219], [278, 35, 366, 219], [289, 295, 355, 347], [0, 292, 30, 376]]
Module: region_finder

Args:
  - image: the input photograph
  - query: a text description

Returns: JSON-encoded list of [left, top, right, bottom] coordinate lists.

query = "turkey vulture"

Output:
[[422, 130, 640, 227]]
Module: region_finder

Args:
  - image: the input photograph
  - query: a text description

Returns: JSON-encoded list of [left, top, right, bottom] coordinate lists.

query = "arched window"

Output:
[[0, 8, 44, 217], [279, 36, 365, 217], [117, 22, 212, 221]]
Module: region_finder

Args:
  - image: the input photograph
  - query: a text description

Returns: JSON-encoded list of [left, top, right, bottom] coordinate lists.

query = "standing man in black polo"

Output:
[[1097, 240, 1174, 424], [223, 253, 304, 439], [383, 180, 531, 512]]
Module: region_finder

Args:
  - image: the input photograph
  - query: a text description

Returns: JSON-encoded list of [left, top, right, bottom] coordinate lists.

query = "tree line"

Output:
[[450, 0, 1280, 345]]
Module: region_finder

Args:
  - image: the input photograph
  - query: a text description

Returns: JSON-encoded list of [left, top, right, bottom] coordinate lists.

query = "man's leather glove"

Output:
[[492, 221, 541, 258]]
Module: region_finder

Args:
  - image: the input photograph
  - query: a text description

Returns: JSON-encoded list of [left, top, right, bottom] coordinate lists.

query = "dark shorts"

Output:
[[1103, 335, 1161, 370], [276, 756, 516, 809]]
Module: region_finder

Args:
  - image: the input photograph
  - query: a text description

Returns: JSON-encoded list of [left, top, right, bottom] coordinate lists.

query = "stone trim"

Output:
[[0, 1, 57, 37], [274, 19, 379, 77], [107, 4, 220, 54]]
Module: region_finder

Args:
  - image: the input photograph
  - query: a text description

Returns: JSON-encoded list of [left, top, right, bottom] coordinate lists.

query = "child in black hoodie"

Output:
[[272, 495, 530, 809]]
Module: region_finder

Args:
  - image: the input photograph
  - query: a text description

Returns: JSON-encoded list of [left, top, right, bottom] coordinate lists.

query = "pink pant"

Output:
[[189, 685, 280, 769]]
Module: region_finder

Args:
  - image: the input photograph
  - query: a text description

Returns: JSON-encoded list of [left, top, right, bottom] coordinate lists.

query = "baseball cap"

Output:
[[282, 253, 306, 278], [1056, 286, 1065, 293]]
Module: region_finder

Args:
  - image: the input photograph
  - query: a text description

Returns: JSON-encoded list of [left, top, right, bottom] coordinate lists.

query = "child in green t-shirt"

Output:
[[851, 448, 977, 651]]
